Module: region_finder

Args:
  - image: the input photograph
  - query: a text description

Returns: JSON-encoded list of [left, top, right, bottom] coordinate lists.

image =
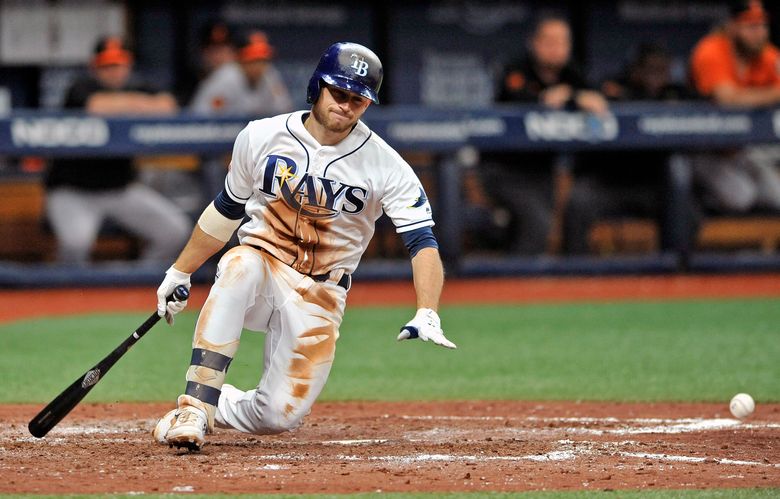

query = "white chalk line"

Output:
[[619, 452, 780, 468], [250, 450, 578, 464], [258, 464, 285, 470], [405, 414, 780, 427], [401, 415, 780, 436], [559, 418, 741, 435]]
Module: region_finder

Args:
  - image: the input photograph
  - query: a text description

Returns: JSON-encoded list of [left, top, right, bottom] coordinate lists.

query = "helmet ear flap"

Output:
[[308, 77, 346, 104], [306, 76, 320, 104]]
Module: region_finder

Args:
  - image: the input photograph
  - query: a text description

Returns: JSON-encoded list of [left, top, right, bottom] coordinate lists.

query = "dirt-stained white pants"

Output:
[[188, 245, 347, 435]]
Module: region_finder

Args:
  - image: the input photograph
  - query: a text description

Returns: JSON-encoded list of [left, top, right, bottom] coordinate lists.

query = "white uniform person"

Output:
[[189, 30, 293, 116], [153, 42, 456, 451]]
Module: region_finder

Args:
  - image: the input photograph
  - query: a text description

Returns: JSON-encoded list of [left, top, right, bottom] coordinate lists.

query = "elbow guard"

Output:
[[197, 201, 243, 242]]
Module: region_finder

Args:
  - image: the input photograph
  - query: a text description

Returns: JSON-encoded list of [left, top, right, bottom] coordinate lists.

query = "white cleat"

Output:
[[152, 408, 178, 444], [164, 406, 208, 451]]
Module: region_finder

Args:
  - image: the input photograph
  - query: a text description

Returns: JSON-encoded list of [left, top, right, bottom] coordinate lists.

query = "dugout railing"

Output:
[[1, 102, 780, 286]]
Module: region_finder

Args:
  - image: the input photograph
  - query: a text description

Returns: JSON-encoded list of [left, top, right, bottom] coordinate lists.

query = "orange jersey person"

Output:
[[690, 0, 780, 106], [687, 0, 780, 216]]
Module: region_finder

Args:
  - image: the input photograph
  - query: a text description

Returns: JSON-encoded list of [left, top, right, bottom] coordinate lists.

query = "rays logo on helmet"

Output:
[[307, 42, 383, 104], [350, 54, 369, 76]]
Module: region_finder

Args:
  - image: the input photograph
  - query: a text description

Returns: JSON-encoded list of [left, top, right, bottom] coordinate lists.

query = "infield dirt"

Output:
[[1, 400, 779, 494]]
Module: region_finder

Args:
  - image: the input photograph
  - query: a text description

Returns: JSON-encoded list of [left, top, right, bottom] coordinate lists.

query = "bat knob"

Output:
[[172, 285, 190, 302]]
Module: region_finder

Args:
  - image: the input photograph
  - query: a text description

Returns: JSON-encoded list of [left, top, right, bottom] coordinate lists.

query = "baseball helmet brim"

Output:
[[320, 74, 379, 104]]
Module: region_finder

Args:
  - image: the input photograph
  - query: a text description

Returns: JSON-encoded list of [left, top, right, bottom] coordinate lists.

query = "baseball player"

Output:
[[153, 42, 456, 451]]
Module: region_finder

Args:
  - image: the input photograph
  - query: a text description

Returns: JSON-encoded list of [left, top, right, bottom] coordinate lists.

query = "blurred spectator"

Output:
[[189, 30, 293, 116], [479, 15, 608, 254], [601, 43, 693, 101], [689, 0, 780, 214], [564, 44, 696, 255], [199, 21, 237, 77], [44, 37, 191, 264], [499, 15, 607, 113], [177, 20, 238, 105]]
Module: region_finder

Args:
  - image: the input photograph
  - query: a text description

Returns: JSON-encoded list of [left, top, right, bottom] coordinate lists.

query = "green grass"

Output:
[[7, 489, 780, 498], [1, 299, 778, 404]]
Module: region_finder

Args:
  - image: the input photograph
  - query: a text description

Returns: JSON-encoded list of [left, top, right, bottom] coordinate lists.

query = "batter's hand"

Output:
[[156, 266, 191, 325], [397, 308, 456, 349]]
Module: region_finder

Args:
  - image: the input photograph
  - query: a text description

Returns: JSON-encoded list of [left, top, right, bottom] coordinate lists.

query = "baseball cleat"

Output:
[[164, 406, 208, 451], [152, 408, 178, 444]]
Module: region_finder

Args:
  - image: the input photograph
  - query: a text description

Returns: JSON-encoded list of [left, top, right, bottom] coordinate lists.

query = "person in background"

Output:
[[689, 0, 780, 215], [177, 20, 238, 105], [563, 43, 696, 254], [189, 30, 293, 116], [44, 37, 191, 264], [499, 15, 607, 113], [199, 21, 237, 78], [479, 15, 608, 254], [601, 43, 692, 101]]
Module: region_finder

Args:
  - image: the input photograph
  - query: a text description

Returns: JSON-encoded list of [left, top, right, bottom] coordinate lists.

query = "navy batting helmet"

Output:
[[306, 42, 383, 104]]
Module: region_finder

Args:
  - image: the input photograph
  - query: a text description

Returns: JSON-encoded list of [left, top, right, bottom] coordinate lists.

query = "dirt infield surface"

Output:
[[1, 401, 779, 494]]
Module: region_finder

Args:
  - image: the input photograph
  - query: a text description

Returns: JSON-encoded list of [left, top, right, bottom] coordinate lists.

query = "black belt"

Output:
[[248, 244, 351, 291], [311, 272, 351, 290]]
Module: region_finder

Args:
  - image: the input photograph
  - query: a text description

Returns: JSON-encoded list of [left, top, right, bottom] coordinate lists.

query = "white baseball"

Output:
[[729, 393, 755, 419]]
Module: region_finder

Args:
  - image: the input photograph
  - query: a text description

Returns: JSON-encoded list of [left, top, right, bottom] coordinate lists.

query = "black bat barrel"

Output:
[[28, 285, 189, 438]]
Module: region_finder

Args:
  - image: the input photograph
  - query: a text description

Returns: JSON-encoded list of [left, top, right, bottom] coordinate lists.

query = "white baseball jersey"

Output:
[[224, 110, 434, 276]]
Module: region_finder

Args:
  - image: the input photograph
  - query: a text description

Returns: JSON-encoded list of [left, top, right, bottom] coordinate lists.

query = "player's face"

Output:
[[312, 85, 371, 134], [733, 21, 769, 58], [94, 63, 132, 89], [531, 20, 571, 70]]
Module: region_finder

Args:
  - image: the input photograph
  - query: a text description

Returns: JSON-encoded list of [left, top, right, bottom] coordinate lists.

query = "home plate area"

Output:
[[1, 400, 778, 494]]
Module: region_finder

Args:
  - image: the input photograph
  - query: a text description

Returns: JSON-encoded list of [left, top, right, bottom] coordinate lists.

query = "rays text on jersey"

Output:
[[258, 154, 368, 219]]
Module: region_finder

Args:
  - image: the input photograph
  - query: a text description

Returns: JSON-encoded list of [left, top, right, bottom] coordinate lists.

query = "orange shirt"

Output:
[[690, 32, 780, 96]]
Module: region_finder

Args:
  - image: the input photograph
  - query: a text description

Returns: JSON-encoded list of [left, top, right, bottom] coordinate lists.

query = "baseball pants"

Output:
[[189, 245, 347, 434]]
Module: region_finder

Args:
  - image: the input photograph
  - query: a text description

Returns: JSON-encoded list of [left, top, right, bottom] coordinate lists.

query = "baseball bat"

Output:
[[28, 285, 190, 438]]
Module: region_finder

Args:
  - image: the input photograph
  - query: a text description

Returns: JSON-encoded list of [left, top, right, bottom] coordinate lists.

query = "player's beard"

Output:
[[311, 103, 356, 135]]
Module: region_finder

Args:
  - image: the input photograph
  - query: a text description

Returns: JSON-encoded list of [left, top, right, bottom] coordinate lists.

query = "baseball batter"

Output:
[[153, 42, 456, 450]]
